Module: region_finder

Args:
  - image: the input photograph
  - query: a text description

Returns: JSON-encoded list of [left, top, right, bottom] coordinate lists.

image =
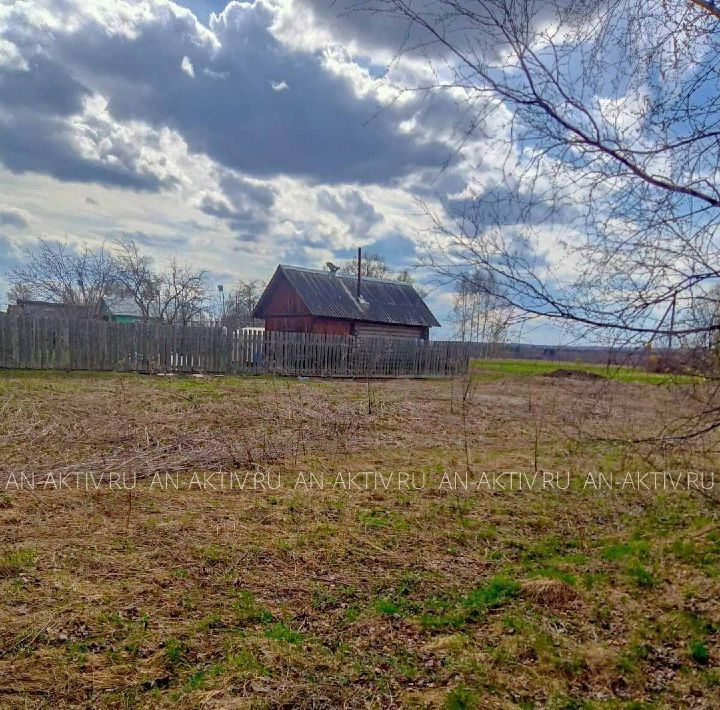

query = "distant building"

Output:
[[7, 299, 93, 319], [254, 265, 439, 339], [100, 296, 158, 323]]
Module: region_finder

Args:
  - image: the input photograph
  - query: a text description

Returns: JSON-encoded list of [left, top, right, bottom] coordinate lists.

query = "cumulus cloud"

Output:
[[0, 0, 451, 187]]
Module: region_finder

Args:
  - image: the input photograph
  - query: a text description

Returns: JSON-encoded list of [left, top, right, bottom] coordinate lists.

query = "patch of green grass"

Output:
[[373, 574, 423, 617], [625, 564, 656, 588], [233, 590, 274, 624], [375, 598, 402, 616], [225, 647, 270, 676], [669, 539, 720, 574], [444, 685, 478, 709], [0, 548, 37, 577], [472, 358, 698, 385], [522, 535, 579, 562], [344, 605, 360, 623], [263, 623, 303, 644], [196, 543, 230, 566], [690, 640, 710, 665], [165, 638, 184, 665], [420, 576, 519, 631], [464, 576, 520, 612], [185, 670, 206, 690], [357, 508, 391, 528], [617, 642, 652, 674], [310, 583, 357, 611], [602, 540, 649, 562], [702, 668, 720, 687]]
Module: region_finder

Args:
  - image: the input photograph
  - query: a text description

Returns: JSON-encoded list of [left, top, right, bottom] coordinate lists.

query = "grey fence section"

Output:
[[0, 314, 478, 377]]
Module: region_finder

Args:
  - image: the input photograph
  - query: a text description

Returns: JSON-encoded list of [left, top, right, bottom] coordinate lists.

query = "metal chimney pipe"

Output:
[[357, 247, 362, 298]]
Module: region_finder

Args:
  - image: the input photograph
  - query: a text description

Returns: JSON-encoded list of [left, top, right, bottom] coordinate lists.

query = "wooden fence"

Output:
[[0, 314, 478, 377]]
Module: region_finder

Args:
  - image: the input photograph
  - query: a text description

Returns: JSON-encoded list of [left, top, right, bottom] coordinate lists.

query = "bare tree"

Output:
[[360, 0, 720, 347], [449, 270, 512, 356], [113, 238, 161, 321], [340, 252, 393, 279], [8, 238, 116, 315], [396, 266, 429, 298], [348, 0, 720, 444], [338, 253, 430, 297], [233, 279, 264, 324], [7, 283, 35, 304], [157, 257, 209, 326], [213, 279, 266, 329]]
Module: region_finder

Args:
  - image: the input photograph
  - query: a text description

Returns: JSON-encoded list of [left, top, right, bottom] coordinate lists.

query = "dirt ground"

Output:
[[0, 369, 718, 708]]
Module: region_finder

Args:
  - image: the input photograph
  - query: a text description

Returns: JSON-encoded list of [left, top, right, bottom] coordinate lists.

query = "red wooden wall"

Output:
[[258, 271, 422, 338], [258, 274, 353, 335]]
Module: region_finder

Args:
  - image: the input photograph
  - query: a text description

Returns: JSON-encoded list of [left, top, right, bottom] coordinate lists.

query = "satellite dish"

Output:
[[326, 262, 340, 274]]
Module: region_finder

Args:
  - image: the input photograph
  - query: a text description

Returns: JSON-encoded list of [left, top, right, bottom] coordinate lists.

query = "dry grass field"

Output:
[[0, 366, 719, 708]]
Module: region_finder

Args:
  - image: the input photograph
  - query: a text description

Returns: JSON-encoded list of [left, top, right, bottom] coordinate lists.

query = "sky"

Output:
[[0, 0, 571, 342]]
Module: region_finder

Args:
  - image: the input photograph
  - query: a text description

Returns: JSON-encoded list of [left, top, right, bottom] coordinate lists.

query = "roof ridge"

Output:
[[278, 264, 416, 286]]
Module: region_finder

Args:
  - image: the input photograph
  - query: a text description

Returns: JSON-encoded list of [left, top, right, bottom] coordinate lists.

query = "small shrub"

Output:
[[690, 640, 710, 666], [444, 685, 478, 709]]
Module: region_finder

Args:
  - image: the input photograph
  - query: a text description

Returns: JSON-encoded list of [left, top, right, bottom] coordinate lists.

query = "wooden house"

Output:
[[7, 299, 93, 319], [100, 296, 159, 323], [253, 264, 439, 339]]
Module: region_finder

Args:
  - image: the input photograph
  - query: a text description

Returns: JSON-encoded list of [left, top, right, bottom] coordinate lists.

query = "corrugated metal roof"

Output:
[[102, 296, 159, 318], [255, 265, 440, 327], [102, 296, 143, 317]]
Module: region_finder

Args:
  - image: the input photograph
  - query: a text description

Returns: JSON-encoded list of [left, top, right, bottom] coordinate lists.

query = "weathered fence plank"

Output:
[[0, 313, 483, 377]]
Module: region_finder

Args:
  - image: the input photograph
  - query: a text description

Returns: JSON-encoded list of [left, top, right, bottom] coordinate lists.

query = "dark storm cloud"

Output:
[[0, 112, 166, 190], [0, 208, 29, 230], [0, 57, 88, 115], [199, 172, 276, 239], [0, 0, 451, 188], [105, 1, 447, 183], [317, 188, 383, 235]]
